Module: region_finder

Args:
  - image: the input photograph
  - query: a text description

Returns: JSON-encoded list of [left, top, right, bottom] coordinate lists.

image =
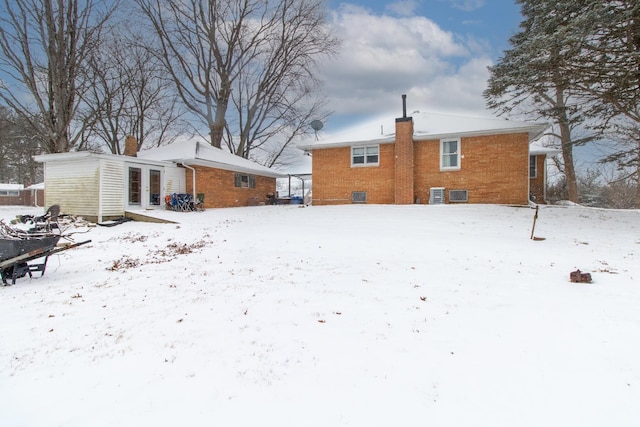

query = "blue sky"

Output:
[[0, 0, 525, 143], [318, 0, 523, 130], [327, 0, 521, 53]]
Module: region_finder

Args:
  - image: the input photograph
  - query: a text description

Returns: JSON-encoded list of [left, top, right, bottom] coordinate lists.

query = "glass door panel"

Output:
[[150, 169, 161, 205], [129, 167, 142, 205]]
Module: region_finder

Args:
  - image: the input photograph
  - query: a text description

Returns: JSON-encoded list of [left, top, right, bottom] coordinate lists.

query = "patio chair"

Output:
[[169, 193, 195, 211], [32, 204, 60, 233], [195, 193, 205, 211]]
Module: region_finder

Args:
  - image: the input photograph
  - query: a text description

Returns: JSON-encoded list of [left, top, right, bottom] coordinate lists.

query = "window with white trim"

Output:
[[352, 145, 379, 166], [529, 155, 537, 178], [440, 138, 460, 170], [234, 173, 256, 188], [128, 167, 142, 205]]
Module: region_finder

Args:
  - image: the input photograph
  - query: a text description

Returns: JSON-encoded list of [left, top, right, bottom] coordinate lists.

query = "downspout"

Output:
[[98, 163, 103, 223], [543, 155, 548, 203], [527, 152, 532, 205], [180, 161, 197, 202]]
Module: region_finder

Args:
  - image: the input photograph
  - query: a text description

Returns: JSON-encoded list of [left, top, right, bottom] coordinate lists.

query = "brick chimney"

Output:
[[124, 135, 138, 157], [394, 95, 414, 204]]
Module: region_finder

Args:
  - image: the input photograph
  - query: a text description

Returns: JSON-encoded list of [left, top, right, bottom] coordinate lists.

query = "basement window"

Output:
[[352, 191, 367, 203], [352, 145, 379, 166], [449, 190, 468, 203], [234, 173, 256, 188]]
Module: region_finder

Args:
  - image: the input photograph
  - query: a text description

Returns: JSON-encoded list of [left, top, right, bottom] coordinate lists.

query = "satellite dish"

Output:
[[310, 120, 323, 140]]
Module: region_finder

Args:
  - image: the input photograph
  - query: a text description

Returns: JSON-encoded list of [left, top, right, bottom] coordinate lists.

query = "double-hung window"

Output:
[[529, 155, 537, 178], [352, 145, 379, 166], [234, 173, 256, 188], [440, 138, 460, 170]]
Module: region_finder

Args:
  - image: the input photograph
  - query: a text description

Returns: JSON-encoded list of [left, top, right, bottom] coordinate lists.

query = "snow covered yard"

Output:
[[0, 203, 639, 427]]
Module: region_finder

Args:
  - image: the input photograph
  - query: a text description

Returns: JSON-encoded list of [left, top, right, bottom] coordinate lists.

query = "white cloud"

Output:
[[385, 0, 420, 17], [319, 4, 494, 126]]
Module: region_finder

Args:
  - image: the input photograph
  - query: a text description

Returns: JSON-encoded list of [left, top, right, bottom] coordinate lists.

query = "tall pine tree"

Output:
[[484, 0, 594, 203], [570, 0, 640, 207]]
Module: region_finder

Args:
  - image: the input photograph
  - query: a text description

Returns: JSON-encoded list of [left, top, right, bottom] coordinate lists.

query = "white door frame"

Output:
[[125, 164, 164, 210]]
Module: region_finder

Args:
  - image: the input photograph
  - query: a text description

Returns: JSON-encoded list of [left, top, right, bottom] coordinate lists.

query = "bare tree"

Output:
[[0, 0, 118, 153], [136, 0, 338, 160], [82, 31, 185, 154], [230, 0, 337, 162]]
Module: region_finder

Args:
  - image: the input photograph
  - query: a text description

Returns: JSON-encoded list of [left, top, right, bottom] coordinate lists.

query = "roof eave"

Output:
[[413, 123, 550, 142], [299, 123, 550, 152], [180, 159, 287, 178], [298, 136, 396, 151], [33, 151, 175, 167]]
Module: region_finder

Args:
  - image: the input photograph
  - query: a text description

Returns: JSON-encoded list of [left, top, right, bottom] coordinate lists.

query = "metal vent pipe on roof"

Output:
[[402, 94, 407, 118]]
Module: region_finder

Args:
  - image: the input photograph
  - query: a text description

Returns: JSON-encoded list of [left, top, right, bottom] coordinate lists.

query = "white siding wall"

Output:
[[164, 165, 186, 195], [99, 159, 125, 218], [42, 154, 185, 219], [45, 159, 100, 217]]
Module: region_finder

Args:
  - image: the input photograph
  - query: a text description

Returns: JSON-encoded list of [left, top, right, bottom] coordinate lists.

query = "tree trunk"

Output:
[[636, 171, 640, 208], [561, 134, 579, 203], [554, 78, 580, 203], [209, 123, 224, 149], [636, 141, 640, 208], [209, 80, 232, 149]]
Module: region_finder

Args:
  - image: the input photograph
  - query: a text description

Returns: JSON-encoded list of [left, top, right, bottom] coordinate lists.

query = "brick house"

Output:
[[34, 138, 286, 222], [137, 140, 287, 208], [0, 183, 45, 207], [300, 104, 553, 205]]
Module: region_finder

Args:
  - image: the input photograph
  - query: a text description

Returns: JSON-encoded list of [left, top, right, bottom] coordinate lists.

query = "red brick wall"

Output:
[[414, 133, 530, 205], [312, 132, 531, 206], [187, 166, 276, 208], [312, 144, 396, 204], [0, 189, 44, 206]]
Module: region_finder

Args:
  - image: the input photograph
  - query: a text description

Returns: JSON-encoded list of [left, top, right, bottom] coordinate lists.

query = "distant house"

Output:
[[34, 138, 286, 222], [299, 105, 555, 206], [0, 183, 23, 206], [0, 183, 44, 207]]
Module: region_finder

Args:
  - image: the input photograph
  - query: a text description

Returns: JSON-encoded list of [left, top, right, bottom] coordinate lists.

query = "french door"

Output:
[[127, 166, 163, 209]]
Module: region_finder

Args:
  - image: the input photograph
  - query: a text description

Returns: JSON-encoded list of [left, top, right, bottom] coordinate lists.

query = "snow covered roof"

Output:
[[299, 110, 550, 150], [529, 134, 561, 156], [34, 151, 174, 168], [0, 183, 23, 191], [138, 140, 287, 178], [529, 142, 561, 156]]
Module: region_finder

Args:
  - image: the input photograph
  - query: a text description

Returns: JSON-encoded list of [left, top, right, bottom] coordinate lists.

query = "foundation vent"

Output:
[[449, 190, 468, 203], [352, 191, 367, 203]]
